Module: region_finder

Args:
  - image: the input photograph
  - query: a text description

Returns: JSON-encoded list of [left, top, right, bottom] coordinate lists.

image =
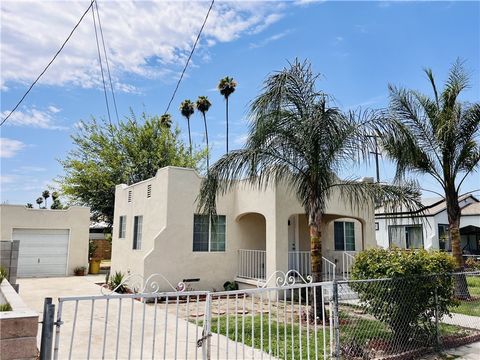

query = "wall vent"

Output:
[[128, 190, 132, 203], [147, 184, 152, 198]]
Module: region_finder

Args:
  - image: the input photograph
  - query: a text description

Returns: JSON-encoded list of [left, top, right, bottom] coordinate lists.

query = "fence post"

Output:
[[332, 280, 340, 359], [202, 293, 212, 360], [434, 281, 441, 350], [40, 297, 55, 360]]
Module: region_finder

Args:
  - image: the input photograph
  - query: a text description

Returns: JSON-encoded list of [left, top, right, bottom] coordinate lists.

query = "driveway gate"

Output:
[[40, 271, 333, 359]]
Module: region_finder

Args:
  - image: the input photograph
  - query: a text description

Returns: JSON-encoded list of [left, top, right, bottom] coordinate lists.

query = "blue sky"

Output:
[[1, 0, 479, 205]]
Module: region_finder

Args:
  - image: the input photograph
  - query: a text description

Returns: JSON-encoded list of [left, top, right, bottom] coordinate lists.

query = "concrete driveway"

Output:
[[16, 276, 268, 359]]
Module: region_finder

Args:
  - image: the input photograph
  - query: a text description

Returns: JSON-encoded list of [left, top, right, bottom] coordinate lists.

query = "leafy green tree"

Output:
[[217, 76, 237, 153], [36, 197, 43, 209], [179, 100, 195, 154], [196, 96, 212, 170], [199, 60, 422, 291], [375, 60, 480, 269], [58, 111, 203, 224], [26, 203, 33, 208], [42, 190, 50, 208]]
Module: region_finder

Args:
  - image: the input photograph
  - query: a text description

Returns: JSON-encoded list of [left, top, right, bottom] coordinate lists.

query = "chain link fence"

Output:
[[334, 271, 480, 359]]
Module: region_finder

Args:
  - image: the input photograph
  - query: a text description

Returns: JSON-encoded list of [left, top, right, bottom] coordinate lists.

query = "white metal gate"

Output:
[[41, 271, 334, 359]]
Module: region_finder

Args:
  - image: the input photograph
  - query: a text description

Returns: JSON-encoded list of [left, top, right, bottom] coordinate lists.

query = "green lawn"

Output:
[[449, 276, 480, 317], [204, 315, 330, 359], [201, 311, 471, 359]]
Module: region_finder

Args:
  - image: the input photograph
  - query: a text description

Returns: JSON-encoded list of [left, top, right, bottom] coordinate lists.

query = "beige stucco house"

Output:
[[111, 166, 375, 291], [0, 205, 90, 277]]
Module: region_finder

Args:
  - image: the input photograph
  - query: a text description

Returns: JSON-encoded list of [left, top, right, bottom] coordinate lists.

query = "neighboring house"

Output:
[[375, 195, 480, 254], [110, 166, 375, 291], [0, 205, 90, 277], [90, 221, 112, 260]]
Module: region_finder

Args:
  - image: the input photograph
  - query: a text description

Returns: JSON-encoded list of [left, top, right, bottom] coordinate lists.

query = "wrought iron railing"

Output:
[[237, 249, 266, 280]]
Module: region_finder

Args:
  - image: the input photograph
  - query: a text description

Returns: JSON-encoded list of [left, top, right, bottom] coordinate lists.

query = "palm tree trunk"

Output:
[[203, 113, 209, 170], [446, 189, 470, 299], [309, 211, 327, 323], [226, 96, 229, 154], [187, 117, 192, 155]]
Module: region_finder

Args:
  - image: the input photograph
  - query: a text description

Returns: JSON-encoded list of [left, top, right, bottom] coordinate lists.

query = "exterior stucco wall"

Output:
[[111, 167, 375, 291], [375, 211, 479, 251], [0, 205, 90, 276]]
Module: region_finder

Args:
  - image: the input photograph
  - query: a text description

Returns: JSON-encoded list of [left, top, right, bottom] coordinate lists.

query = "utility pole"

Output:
[[367, 134, 381, 183]]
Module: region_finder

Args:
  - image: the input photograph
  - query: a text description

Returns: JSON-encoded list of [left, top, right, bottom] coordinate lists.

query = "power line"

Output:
[[163, 0, 215, 115], [94, 0, 119, 122], [1, 0, 95, 127], [91, 0, 112, 126]]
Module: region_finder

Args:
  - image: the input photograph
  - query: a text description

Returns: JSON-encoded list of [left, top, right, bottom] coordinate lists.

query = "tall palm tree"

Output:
[[217, 76, 237, 154], [42, 190, 50, 208], [196, 96, 212, 170], [36, 197, 44, 209], [180, 100, 195, 154], [160, 114, 172, 129], [199, 60, 422, 294], [376, 60, 480, 270]]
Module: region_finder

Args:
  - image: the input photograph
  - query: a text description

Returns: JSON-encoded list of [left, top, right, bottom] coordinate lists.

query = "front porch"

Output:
[[234, 213, 366, 286]]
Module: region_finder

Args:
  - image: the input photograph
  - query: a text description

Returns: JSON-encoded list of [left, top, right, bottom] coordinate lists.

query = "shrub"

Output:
[[350, 249, 456, 348], [465, 257, 480, 270], [223, 281, 238, 291], [74, 266, 86, 276], [0, 303, 12, 312], [0, 266, 8, 284], [108, 271, 128, 293]]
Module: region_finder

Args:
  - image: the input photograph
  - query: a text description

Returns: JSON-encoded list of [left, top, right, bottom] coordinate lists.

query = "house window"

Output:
[[334, 221, 355, 251], [193, 214, 226, 252], [375, 222, 379, 231], [128, 190, 133, 203], [133, 216, 143, 250], [147, 184, 152, 198], [389, 225, 423, 249], [118, 215, 126, 239], [438, 224, 450, 251]]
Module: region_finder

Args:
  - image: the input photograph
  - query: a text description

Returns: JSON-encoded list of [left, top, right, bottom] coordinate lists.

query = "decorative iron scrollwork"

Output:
[[257, 269, 313, 288]]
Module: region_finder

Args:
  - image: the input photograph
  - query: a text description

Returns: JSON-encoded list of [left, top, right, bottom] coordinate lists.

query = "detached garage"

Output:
[[0, 205, 89, 277]]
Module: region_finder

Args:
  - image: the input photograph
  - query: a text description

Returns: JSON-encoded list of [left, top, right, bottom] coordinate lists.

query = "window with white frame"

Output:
[[133, 216, 143, 250], [118, 215, 126, 238], [334, 221, 355, 251], [388, 224, 423, 249], [193, 214, 226, 252]]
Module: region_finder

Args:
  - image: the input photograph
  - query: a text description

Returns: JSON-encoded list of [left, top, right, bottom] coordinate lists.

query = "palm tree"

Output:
[[217, 76, 237, 154], [160, 114, 172, 129], [180, 100, 195, 154], [42, 190, 50, 208], [376, 60, 480, 270], [196, 96, 212, 170], [199, 60, 422, 299], [36, 197, 44, 209]]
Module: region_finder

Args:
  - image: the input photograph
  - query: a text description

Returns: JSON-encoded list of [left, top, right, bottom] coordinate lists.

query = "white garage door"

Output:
[[14, 228, 69, 277]]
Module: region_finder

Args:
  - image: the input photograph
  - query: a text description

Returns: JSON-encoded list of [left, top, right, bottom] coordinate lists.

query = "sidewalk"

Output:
[[420, 341, 480, 360], [442, 312, 480, 330]]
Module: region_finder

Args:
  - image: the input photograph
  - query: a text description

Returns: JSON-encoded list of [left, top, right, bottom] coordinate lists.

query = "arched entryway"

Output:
[[236, 212, 266, 280]]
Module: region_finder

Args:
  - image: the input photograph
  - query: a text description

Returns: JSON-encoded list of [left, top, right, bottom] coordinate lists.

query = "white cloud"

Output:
[[0, 137, 26, 158], [1, 106, 66, 129], [250, 30, 293, 49], [1, 0, 285, 91]]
